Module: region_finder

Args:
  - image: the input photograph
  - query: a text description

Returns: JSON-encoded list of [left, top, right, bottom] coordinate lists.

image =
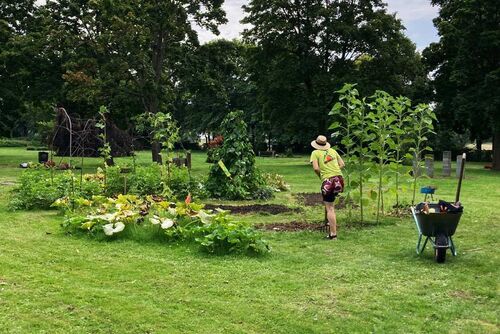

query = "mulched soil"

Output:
[[204, 204, 302, 215], [294, 193, 355, 209], [259, 220, 381, 232], [258, 221, 325, 232]]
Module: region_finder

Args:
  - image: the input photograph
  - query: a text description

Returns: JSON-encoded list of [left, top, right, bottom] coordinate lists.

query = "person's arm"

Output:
[[312, 159, 321, 178]]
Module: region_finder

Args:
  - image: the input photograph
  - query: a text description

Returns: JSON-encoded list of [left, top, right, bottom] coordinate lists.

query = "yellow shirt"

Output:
[[310, 148, 343, 181]]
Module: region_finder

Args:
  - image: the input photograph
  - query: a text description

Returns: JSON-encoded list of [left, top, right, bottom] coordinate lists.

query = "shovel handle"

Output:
[[455, 153, 466, 203]]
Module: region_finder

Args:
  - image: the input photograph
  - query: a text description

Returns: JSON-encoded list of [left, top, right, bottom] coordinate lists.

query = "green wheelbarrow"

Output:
[[411, 153, 466, 263], [411, 205, 461, 263]]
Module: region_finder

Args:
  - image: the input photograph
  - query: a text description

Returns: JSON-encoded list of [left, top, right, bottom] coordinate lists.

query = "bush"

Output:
[[128, 164, 163, 196], [205, 111, 272, 200], [167, 166, 207, 200], [0, 138, 30, 147], [9, 169, 102, 210]]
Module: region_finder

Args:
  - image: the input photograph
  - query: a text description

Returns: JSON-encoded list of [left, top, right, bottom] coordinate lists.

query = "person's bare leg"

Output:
[[324, 202, 337, 237]]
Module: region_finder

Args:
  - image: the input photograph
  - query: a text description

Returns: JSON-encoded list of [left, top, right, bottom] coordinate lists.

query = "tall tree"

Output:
[[176, 39, 258, 141], [45, 0, 226, 161], [242, 0, 428, 149], [423, 0, 500, 169]]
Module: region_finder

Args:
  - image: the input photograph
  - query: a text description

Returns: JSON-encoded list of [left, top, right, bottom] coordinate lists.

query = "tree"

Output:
[[242, 0, 428, 150], [0, 1, 60, 137], [176, 39, 258, 141], [423, 0, 500, 169], [44, 0, 227, 161]]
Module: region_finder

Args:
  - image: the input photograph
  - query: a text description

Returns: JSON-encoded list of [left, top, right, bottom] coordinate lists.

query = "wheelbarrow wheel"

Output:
[[435, 234, 448, 263], [435, 247, 446, 263]]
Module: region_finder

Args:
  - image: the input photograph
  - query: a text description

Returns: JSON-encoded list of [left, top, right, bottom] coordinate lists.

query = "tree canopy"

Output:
[[423, 0, 500, 168]]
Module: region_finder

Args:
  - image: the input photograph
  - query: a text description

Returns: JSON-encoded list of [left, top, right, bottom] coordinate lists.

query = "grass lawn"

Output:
[[0, 147, 498, 333]]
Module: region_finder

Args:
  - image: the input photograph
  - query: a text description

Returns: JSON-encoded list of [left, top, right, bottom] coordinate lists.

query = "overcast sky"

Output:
[[196, 0, 439, 50]]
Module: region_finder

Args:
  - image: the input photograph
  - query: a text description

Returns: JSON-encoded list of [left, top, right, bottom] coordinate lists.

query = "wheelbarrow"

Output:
[[411, 204, 461, 262], [411, 153, 466, 263]]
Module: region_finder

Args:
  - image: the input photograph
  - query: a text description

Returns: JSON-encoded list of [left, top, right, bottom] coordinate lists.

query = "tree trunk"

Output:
[[493, 131, 500, 170]]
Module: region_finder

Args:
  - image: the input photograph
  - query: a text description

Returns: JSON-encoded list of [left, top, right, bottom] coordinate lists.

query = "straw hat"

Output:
[[311, 135, 331, 151]]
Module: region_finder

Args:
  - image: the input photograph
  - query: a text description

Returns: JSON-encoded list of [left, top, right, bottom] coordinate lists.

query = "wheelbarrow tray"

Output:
[[413, 204, 461, 237], [411, 204, 463, 260]]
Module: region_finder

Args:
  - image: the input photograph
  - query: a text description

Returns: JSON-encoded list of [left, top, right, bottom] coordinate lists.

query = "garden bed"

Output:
[[259, 221, 324, 232], [295, 193, 355, 209], [204, 204, 301, 215]]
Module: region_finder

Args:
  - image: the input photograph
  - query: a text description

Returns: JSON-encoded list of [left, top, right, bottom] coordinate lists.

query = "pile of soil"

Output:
[[258, 221, 326, 232], [204, 204, 301, 215], [295, 193, 355, 209]]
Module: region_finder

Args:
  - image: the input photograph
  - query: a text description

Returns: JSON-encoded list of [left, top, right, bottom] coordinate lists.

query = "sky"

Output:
[[196, 0, 440, 50]]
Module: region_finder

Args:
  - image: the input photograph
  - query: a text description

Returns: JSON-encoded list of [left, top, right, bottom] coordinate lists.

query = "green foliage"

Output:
[[195, 211, 270, 255], [206, 111, 271, 200], [9, 169, 101, 210], [57, 194, 269, 256], [0, 138, 31, 147], [243, 0, 429, 147], [408, 104, 437, 204], [330, 84, 436, 221], [262, 173, 291, 192], [128, 164, 163, 196], [423, 0, 499, 163]]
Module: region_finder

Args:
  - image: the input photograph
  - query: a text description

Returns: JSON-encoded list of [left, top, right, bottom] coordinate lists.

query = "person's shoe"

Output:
[[327, 234, 337, 240]]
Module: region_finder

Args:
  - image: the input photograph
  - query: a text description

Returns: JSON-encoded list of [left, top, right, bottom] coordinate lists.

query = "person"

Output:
[[310, 135, 345, 240]]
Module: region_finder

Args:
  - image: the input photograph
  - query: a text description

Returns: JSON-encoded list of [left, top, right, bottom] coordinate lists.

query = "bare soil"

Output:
[[294, 193, 355, 209], [259, 220, 380, 232], [258, 221, 326, 232], [204, 204, 302, 215]]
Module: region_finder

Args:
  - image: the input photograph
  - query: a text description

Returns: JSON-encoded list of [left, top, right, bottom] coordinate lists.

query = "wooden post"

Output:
[[442, 151, 451, 177], [425, 154, 434, 178], [186, 151, 192, 170]]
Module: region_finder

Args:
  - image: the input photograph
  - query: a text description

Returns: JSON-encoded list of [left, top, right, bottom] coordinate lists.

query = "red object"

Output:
[[185, 193, 192, 204]]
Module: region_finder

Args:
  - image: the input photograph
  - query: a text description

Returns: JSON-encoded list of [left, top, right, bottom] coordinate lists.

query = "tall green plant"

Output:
[[330, 84, 374, 223], [205, 110, 270, 200], [96, 106, 112, 189], [136, 112, 180, 197], [391, 96, 413, 209], [367, 91, 397, 223], [408, 104, 436, 204]]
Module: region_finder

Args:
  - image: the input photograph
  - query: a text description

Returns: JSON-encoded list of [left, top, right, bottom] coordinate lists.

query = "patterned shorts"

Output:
[[321, 175, 344, 202]]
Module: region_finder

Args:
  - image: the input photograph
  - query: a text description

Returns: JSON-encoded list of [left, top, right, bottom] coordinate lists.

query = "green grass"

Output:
[[0, 147, 499, 333]]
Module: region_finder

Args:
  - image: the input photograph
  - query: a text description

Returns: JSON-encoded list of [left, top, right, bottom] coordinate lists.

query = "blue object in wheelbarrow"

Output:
[[411, 153, 466, 263]]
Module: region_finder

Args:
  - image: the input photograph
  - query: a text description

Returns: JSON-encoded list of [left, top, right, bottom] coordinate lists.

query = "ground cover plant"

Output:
[[0, 147, 498, 333]]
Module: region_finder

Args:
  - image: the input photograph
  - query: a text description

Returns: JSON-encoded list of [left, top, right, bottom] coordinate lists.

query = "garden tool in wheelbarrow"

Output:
[[411, 153, 466, 263]]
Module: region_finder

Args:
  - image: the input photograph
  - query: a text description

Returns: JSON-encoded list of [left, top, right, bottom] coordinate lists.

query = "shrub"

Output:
[[9, 168, 102, 210], [205, 111, 272, 200], [167, 166, 207, 200], [128, 164, 163, 196]]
